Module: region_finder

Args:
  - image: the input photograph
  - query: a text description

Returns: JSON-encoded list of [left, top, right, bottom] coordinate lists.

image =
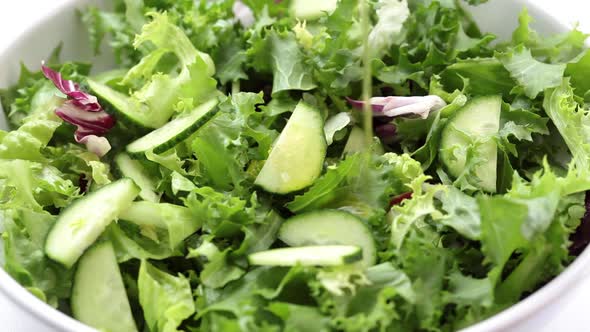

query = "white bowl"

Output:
[[0, 1, 589, 331]]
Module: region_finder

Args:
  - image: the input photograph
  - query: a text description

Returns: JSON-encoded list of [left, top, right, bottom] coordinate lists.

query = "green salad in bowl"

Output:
[[1, 0, 590, 331]]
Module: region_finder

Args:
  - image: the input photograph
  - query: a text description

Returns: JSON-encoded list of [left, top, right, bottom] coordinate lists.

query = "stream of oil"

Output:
[[358, 0, 374, 178], [359, 0, 373, 148]]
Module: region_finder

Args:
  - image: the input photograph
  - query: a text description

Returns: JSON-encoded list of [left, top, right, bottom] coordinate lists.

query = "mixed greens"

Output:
[[2, 0, 590, 331]]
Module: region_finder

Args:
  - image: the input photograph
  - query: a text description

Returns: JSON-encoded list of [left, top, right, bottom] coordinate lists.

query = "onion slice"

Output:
[[347, 95, 446, 119]]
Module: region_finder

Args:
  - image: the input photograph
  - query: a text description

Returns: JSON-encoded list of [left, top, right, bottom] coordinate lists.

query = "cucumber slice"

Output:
[[278, 210, 377, 266], [119, 201, 201, 248], [290, 0, 337, 20], [255, 101, 327, 194], [126, 98, 219, 155], [71, 242, 137, 332], [439, 96, 501, 192], [247, 245, 362, 266], [115, 153, 159, 202], [45, 178, 140, 268], [87, 78, 154, 129]]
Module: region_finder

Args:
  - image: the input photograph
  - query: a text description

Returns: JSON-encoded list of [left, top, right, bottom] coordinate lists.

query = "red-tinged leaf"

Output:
[[389, 192, 413, 207]]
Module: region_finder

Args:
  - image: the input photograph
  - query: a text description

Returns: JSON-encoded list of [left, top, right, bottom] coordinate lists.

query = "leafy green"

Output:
[[89, 12, 218, 128], [440, 58, 514, 97], [496, 46, 566, 99], [267, 302, 330, 332], [565, 50, 590, 99], [287, 152, 422, 231], [187, 240, 245, 289], [184, 187, 257, 237], [81, 4, 140, 65], [269, 31, 317, 94], [389, 177, 444, 249], [191, 92, 278, 192], [510, 8, 588, 64], [436, 186, 481, 240], [138, 260, 195, 332], [368, 0, 410, 57], [2, 1, 590, 331], [2, 209, 72, 306], [543, 79, 590, 170]]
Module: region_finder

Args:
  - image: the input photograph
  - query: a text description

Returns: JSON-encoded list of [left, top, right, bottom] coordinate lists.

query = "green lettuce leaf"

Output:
[[368, 0, 409, 57], [478, 165, 586, 303], [436, 186, 481, 240], [197, 266, 304, 330], [191, 92, 278, 192], [267, 302, 330, 332], [510, 8, 588, 64], [543, 78, 590, 170], [81, 4, 140, 65], [389, 178, 444, 249], [184, 186, 255, 237], [565, 50, 590, 99], [138, 260, 195, 332], [88, 12, 218, 128], [496, 46, 566, 99], [440, 58, 513, 97], [269, 31, 317, 94], [1, 209, 72, 306], [187, 239, 245, 289], [287, 152, 423, 219]]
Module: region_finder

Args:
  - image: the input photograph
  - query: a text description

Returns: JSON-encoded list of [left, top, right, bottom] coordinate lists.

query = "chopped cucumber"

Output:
[[291, 0, 337, 20], [279, 210, 377, 266], [119, 201, 201, 248], [247, 245, 362, 266], [439, 96, 502, 192], [126, 98, 219, 155], [71, 242, 137, 332], [255, 101, 327, 194], [45, 178, 140, 268], [87, 78, 155, 129], [115, 153, 159, 202]]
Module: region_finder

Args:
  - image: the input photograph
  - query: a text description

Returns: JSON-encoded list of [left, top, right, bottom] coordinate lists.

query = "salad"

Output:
[[1, 0, 590, 331]]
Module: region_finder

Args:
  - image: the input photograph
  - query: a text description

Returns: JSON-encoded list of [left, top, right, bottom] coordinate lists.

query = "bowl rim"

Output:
[[0, 1, 588, 332]]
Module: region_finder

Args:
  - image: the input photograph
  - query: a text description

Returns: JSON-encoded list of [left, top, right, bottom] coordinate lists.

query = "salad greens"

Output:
[[1, 0, 590, 331]]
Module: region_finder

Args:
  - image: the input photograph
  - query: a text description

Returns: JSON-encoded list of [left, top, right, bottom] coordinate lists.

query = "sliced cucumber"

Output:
[[87, 78, 154, 129], [71, 242, 137, 332], [248, 245, 362, 266], [119, 201, 201, 248], [115, 153, 159, 202], [439, 96, 501, 192], [278, 210, 377, 266], [45, 178, 140, 268], [255, 101, 327, 194], [126, 98, 219, 155], [290, 0, 337, 20]]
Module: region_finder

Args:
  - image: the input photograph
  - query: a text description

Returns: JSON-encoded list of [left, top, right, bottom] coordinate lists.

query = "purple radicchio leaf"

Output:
[[375, 123, 396, 143], [42, 64, 114, 157]]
